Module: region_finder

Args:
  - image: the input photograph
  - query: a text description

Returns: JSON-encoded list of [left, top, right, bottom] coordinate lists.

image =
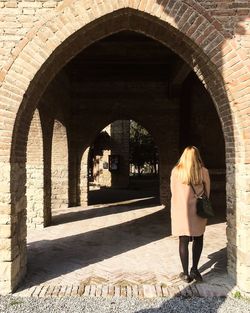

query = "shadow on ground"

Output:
[[26, 206, 170, 286], [88, 176, 160, 205], [200, 248, 227, 276], [135, 296, 225, 313]]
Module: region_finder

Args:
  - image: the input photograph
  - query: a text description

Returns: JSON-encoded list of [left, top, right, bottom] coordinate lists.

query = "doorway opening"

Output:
[[87, 119, 160, 207]]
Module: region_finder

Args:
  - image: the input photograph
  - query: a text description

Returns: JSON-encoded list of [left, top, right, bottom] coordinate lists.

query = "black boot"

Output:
[[190, 268, 203, 282], [179, 272, 192, 283]]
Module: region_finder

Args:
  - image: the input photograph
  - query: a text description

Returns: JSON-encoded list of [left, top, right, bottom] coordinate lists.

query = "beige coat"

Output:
[[170, 167, 211, 237]]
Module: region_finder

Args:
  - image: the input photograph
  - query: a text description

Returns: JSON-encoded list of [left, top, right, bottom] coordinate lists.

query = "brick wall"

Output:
[[51, 119, 68, 211], [0, 0, 64, 70]]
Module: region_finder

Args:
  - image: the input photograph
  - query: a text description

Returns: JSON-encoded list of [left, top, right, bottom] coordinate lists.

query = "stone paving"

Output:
[[14, 187, 234, 299]]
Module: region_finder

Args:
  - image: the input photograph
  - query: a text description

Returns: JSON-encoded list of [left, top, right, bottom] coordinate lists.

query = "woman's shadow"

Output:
[[135, 248, 228, 313], [200, 248, 227, 276]]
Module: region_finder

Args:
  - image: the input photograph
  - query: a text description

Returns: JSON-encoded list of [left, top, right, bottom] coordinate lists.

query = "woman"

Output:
[[170, 146, 210, 283]]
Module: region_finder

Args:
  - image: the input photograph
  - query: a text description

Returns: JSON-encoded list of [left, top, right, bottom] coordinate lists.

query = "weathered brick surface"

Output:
[[51, 120, 68, 210], [80, 147, 89, 207], [0, 0, 249, 297]]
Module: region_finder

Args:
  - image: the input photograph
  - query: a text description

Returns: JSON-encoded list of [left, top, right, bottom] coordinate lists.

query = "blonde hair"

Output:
[[174, 146, 204, 185]]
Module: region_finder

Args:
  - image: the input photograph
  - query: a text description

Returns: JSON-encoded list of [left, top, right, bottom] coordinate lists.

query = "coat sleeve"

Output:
[[203, 168, 211, 198], [170, 169, 175, 195]]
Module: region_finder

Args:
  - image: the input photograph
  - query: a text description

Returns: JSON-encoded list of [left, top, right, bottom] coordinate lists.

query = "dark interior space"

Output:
[[63, 31, 226, 216]]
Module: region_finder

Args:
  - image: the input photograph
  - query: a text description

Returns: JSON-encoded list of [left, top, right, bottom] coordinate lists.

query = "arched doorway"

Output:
[[82, 119, 160, 207], [0, 4, 249, 294], [23, 30, 227, 295]]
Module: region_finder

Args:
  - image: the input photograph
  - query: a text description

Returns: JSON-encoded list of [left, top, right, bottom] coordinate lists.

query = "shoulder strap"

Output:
[[202, 181, 207, 196], [190, 182, 206, 198], [201, 168, 207, 196], [190, 183, 198, 197]]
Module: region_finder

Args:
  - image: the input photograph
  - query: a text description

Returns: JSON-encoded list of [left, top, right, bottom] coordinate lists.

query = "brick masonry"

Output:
[[51, 119, 68, 211], [13, 282, 231, 299], [27, 110, 44, 229], [0, 0, 249, 296]]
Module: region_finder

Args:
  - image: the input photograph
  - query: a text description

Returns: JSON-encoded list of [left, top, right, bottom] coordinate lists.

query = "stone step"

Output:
[[14, 282, 230, 299]]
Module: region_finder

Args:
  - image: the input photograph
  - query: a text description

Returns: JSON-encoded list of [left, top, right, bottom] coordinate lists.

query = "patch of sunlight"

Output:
[[28, 203, 165, 241], [88, 196, 156, 207]]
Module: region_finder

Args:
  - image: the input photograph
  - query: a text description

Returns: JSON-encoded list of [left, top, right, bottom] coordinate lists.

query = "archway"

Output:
[[81, 119, 160, 207], [0, 4, 249, 294]]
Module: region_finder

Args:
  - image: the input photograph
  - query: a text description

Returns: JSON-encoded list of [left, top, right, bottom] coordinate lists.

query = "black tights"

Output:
[[179, 235, 204, 275]]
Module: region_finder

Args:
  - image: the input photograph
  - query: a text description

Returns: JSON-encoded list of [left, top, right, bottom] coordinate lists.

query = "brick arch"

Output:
[[1, 3, 248, 151], [4, 8, 244, 161], [0, 3, 248, 165], [79, 116, 163, 153], [0, 2, 249, 295], [1, 5, 247, 171], [1, 0, 249, 83]]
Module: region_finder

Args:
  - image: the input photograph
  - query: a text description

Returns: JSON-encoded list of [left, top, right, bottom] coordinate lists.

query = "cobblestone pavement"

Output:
[[14, 188, 233, 299]]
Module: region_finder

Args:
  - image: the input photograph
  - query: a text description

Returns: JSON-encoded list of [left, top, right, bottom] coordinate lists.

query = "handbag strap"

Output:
[[190, 183, 198, 198], [190, 182, 206, 198]]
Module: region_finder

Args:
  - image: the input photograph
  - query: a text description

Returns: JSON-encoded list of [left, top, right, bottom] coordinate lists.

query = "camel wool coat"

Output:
[[170, 167, 211, 237]]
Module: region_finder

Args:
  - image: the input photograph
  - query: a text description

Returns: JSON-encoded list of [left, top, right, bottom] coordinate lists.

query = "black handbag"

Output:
[[190, 183, 214, 218]]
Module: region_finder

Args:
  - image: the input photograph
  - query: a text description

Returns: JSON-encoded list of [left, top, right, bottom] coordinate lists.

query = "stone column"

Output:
[[0, 162, 27, 294], [51, 120, 68, 212], [26, 110, 44, 229], [80, 148, 89, 207], [68, 142, 79, 207], [0, 164, 13, 294], [91, 125, 112, 188], [40, 113, 53, 227], [98, 149, 112, 187], [159, 100, 180, 207], [228, 162, 250, 294]]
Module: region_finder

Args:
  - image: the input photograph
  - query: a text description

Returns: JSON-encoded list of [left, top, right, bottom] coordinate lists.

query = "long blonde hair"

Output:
[[174, 146, 204, 185]]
